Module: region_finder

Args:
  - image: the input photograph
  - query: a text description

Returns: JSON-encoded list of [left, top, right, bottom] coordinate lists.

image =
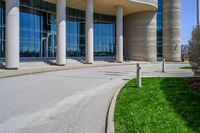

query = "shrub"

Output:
[[181, 44, 189, 61], [188, 26, 200, 76], [188, 77, 200, 91]]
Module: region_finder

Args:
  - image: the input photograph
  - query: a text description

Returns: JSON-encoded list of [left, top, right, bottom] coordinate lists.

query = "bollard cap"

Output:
[[136, 63, 141, 69], [162, 58, 166, 61]]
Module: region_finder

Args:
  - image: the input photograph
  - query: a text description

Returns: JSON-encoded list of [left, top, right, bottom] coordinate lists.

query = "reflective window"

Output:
[[66, 8, 86, 57], [19, 0, 116, 58], [157, 0, 163, 58], [66, 8, 116, 57], [1, 0, 116, 58], [0, 0, 5, 58], [20, 0, 56, 57], [94, 13, 116, 57]]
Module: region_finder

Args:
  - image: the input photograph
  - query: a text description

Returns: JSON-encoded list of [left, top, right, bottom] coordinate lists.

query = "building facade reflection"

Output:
[[0, 0, 163, 59]]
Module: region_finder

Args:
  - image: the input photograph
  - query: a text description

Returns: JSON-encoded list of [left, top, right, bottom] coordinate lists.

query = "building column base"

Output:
[[5, 67, 19, 70], [56, 63, 66, 66], [117, 61, 123, 63], [86, 62, 93, 64]]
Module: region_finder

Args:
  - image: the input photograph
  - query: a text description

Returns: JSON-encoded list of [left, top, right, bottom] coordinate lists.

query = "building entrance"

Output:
[[40, 33, 56, 58]]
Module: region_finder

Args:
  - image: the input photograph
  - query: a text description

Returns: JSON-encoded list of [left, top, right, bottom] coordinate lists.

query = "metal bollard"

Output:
[[136, 63, 142, 88], [162, 58, 165, 73]]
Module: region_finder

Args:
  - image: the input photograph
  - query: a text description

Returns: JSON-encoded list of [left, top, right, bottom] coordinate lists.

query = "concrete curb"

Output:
[[106, 80, 129, 133]]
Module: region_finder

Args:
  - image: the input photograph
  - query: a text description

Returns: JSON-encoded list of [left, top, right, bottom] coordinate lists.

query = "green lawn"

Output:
[[114, 77, 200, 133]]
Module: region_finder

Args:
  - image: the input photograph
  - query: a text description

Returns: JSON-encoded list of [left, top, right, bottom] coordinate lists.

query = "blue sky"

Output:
[[181, 0, 196, 44]]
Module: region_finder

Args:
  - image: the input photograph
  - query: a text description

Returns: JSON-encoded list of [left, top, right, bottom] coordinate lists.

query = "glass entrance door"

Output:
[[47, 33, 56, 58], [40, 33, 56, 58], [41, 37, 47, 57]]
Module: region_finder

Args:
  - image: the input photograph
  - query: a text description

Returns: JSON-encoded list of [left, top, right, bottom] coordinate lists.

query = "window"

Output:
[[2, 0, 116, 58], [157, 0, 163, 58], [0, 0, 5, 58]]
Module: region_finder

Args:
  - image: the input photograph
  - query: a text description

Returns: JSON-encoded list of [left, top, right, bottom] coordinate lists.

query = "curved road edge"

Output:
[[106, 79, 131, 133]]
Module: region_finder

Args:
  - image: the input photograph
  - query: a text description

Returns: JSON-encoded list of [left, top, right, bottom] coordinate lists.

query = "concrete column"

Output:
[[5, 0, 19, 69], [116, 6, 123, 63], [56, 0, 66, 66], [124, 11, 157, 61], [163, 0, 181, 62], [85, 0, 94, 64]]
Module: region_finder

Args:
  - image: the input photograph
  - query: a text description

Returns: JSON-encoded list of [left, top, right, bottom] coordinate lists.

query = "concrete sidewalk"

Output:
[[0, 59, 190, 78], [0, 59, 166, 78], [0, 63, 193, 133]]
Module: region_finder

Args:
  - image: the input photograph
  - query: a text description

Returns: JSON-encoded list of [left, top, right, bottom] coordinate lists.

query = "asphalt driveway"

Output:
[[0, 63, 193, 133]]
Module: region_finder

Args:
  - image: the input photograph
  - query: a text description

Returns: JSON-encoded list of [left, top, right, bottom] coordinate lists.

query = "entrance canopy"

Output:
[[45, 0, 157, 16]]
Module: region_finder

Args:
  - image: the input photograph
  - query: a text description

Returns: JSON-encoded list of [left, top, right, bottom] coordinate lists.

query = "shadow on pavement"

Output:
[[98, 71, 132, 77], [46, 73, 113, 80]]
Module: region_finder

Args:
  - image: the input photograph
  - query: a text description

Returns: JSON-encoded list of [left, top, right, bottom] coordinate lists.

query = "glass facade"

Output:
[[0, 0, 5, 58], [94, 13, 116, 57], [157, 0, 163, 58], [20, 0, 57, 57], [67, 8, 85, 57], [0, 0, 163, 59], [0, 0, 116, 58], [66, 8, 116, 57]]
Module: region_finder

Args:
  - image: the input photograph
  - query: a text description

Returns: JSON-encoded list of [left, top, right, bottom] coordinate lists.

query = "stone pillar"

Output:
[[56, 0, 66, 66], [116, 6, 123, 63], [163, 0, 181, 62], [85, 0, 94, 64], [5, 0, 19, 69]]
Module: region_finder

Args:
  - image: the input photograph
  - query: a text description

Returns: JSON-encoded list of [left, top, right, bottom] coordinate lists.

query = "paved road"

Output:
[[0, 63, 193, 133]]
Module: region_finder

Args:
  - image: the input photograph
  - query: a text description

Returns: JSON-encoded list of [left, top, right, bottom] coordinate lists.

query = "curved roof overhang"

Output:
[[45, 0, 157, 16]]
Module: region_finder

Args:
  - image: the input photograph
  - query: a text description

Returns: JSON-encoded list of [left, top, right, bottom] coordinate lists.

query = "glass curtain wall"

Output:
[[0, 0, 5, 58], [66, 8, 116, 57], [20, 0, 57, 57], [66, 8, 86, 57], [157, 0, 163, 58], [94, 13, 116, 57], [0, 0, 116, 58]]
